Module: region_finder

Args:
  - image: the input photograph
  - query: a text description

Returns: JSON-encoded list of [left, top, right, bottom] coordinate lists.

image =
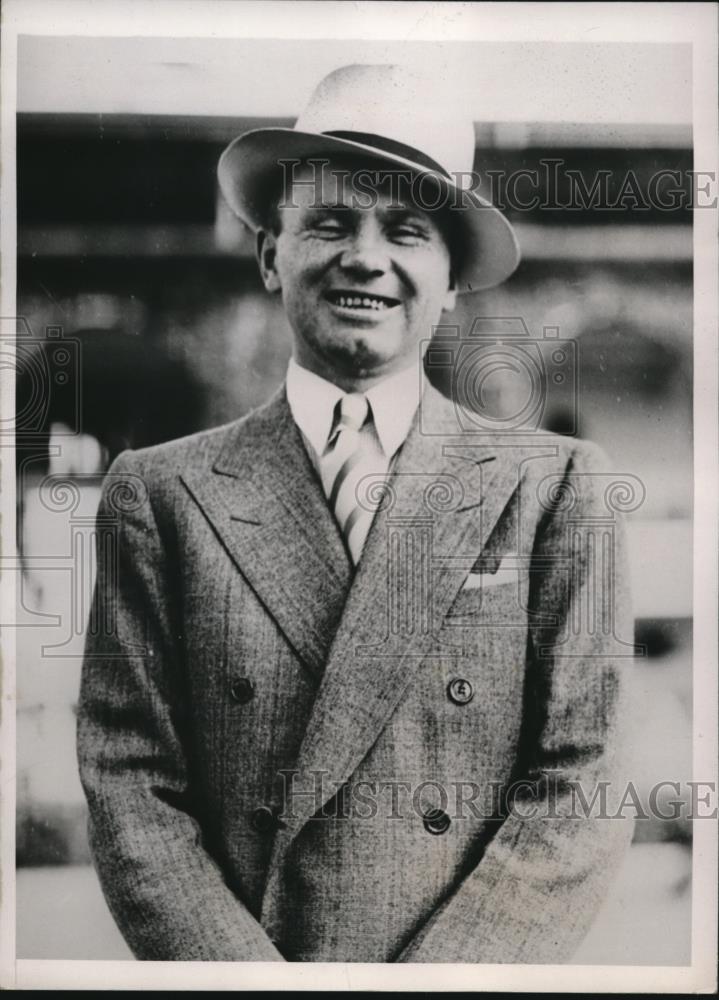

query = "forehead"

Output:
[[283, 157, 438, 216]]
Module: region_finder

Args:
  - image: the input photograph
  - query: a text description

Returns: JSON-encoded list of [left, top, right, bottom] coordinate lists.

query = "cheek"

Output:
[[275, 267, 321, 313], [401, 248, 452, 301], [410, 274, 453, 315], [274, 235, 328, 286]]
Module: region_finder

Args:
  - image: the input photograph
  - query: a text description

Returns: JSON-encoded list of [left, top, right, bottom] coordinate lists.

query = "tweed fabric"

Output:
[[76, 381, 635, 962]]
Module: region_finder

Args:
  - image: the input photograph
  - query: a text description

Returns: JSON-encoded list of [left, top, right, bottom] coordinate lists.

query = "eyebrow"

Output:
[[380, 206, 432, 224], [303, 204, 353, 217], [304, 204, 433, 224]]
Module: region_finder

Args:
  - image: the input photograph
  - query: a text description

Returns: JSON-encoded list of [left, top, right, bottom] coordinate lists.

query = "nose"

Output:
[[338, 222, 390, 278]]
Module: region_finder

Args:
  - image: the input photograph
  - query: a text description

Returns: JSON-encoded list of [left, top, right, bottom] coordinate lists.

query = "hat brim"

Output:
[[218, 128, 520, 293]]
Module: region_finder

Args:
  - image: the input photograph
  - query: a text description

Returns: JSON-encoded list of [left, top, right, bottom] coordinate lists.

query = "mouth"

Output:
[[324, 290, 401, 315]]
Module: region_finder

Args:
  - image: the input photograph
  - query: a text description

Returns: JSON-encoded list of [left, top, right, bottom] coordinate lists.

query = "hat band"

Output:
[[322, 130, 451, 180]]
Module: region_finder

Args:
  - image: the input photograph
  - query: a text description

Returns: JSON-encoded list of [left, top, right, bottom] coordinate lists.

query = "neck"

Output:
[[293, 346, 423, 394]]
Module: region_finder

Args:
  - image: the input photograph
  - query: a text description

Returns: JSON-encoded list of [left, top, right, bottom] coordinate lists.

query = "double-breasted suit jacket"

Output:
[[77, 379, 635, 963]]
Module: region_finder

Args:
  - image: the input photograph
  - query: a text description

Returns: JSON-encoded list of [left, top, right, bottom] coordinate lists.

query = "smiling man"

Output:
[[257, 160, 458, 385], [77, 64, 635, 964]]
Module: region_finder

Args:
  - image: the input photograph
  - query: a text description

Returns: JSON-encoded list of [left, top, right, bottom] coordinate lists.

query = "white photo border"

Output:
[[1, 1, 716, 992]]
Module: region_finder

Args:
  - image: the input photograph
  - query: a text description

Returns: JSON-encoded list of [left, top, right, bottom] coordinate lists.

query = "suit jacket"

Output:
[[76, 380, 635, 963]]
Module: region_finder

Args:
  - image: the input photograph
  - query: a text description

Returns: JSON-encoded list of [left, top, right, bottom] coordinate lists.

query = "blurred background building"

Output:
[[14, 37, 692, 961]]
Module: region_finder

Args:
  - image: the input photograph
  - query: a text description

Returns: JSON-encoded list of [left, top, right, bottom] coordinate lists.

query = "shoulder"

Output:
[[422, 385, 615, 486], [443, 386, 610, 472], [107, 386, 288, 482], [517, 433, 627, 527], [110, 420, 238, 477], [517, 432, 613, 479], [565, 436, 612, 473], [492, 433, 618, 522]]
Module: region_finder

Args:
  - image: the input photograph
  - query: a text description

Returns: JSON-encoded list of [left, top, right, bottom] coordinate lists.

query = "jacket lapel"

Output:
[[180, 387, 352, 683], [273, 384, 526, 839]]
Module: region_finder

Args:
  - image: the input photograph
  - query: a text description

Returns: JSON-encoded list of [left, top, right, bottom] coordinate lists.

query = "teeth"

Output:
[[335, 295, 392, 310]]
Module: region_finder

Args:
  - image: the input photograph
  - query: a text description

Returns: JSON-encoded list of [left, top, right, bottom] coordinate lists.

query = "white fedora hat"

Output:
[[218, 64, 520, 292]]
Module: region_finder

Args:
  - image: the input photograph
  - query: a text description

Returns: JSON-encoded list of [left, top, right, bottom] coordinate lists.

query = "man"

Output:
[[77, 64, 634, 963]]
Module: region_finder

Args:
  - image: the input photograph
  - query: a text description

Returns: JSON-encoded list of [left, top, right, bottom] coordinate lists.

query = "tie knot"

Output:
[[337, 393, 369, 433]]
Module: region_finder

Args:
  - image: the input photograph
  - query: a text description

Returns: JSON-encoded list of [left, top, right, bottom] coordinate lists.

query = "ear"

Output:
[[256, 229, 282, 293], [442, 271, 458, 312]]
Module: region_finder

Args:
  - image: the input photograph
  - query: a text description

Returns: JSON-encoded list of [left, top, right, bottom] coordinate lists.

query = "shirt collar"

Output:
[[364, 362, 425, 458], [286, 356, 425, 459]]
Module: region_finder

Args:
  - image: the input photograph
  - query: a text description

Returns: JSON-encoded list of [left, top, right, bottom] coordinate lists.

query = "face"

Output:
[[256, 160, 457, 388]]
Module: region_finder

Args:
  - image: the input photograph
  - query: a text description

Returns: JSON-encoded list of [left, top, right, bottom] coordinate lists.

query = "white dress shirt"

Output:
[[286, 357, 424, 474], [286, 357, 425, 560]]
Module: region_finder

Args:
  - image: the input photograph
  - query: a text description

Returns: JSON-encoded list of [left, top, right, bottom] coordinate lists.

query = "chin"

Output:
[[336, 338, 400, 374]]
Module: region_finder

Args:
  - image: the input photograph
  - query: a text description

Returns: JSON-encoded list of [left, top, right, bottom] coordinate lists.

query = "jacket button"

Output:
[[423, 807, 451, 835], [447, 677, 474, 705], [230, 677, 254, 704], [250, 805, 277, 834]]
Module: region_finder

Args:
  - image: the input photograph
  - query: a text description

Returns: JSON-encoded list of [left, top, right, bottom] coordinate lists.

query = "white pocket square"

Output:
[[461, 563, 517, 590]]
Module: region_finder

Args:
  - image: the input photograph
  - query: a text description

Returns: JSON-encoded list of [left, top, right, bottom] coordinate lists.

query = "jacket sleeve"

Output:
[[398, 439, 636, 964], [76, 450, 285, 962]]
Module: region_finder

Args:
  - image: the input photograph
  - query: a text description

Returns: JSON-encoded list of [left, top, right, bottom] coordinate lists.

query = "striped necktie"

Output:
[[321, 393, 384, 565]]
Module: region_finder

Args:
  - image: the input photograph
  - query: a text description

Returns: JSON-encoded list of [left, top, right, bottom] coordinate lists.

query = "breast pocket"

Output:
[[444, 571, 527, 627]]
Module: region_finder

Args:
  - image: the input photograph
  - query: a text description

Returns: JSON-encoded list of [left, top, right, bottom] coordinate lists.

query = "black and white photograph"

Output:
[[1, 1, 717, 992]]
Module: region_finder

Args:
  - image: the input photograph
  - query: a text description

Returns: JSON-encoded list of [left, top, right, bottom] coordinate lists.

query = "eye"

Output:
[[387, 223, 431, 245], [307, 214, 349, 238]]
